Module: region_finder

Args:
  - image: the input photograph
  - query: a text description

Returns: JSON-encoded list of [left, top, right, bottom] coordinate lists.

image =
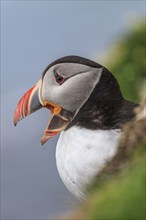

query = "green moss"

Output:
[[105, 22, 146, 102], [85, 147, 145, 220]]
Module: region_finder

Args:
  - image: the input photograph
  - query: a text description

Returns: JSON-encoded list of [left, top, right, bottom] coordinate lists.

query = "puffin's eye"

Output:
[[54, 71, 65, 85]]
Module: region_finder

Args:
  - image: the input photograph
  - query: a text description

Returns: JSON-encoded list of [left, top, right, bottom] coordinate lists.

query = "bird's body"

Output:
[[56, 126, 121, 199], [14, 55, 138, 200]]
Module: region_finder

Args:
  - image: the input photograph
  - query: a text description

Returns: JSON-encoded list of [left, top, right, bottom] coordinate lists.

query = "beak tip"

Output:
[[13, 115, 18, 126], [41, 135, 47, 145], [41, 134, 50, 145], [13, 118, 17, 126], [41, 141, 44, 145]]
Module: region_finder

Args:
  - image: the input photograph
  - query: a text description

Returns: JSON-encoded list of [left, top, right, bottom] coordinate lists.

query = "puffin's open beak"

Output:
[[14, 80, 72, 145]]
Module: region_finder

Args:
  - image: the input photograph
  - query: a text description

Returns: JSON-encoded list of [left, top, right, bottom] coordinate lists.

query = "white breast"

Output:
[[56, 126, 121, 200]]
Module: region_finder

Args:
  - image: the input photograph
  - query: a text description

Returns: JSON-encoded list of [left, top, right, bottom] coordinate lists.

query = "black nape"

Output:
[[67, 68, 138, 130]]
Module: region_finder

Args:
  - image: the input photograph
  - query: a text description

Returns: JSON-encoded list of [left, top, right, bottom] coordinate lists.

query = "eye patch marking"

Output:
[[54, 67, 93, 86], [54, 70, 66, 85]]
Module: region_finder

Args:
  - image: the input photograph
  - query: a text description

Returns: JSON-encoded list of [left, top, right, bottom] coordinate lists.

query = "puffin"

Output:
[[14, 56, 137, 200]]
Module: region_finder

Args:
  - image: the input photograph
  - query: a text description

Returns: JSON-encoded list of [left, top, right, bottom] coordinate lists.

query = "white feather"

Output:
[[56, 126, 121, 200]]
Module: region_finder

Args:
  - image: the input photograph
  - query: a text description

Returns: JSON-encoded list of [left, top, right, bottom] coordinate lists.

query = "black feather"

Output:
[[67, 68, 138, 130]]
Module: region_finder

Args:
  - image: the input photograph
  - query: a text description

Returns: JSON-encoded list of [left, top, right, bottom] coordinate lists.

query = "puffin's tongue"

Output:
[[41, 114, 70, 145]]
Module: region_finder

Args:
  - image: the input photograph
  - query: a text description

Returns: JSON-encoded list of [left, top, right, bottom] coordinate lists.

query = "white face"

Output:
[[41, 63, 102, 113]]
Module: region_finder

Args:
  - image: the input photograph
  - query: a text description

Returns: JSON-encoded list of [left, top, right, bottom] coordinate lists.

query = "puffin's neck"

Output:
[[67, 68, 138, 130]]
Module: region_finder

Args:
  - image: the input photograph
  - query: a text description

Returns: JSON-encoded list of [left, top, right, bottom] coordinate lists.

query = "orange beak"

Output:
[[14, 80, 73, 145]]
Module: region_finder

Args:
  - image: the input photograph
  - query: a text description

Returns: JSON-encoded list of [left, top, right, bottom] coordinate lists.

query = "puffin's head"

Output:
[[14, 56, 119, 144]]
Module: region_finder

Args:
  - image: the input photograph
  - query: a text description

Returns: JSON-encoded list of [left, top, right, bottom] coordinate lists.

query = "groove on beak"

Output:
[[13, 80, 42, 126]]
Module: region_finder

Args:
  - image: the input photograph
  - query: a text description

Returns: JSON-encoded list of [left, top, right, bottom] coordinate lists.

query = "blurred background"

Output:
[[1, 1, 145, 219]]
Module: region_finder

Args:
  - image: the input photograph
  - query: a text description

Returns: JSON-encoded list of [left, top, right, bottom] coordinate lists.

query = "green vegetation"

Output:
[[86, 147, 145, 220], [81, 21, 146, 220], [105, 21, 145, 102]]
